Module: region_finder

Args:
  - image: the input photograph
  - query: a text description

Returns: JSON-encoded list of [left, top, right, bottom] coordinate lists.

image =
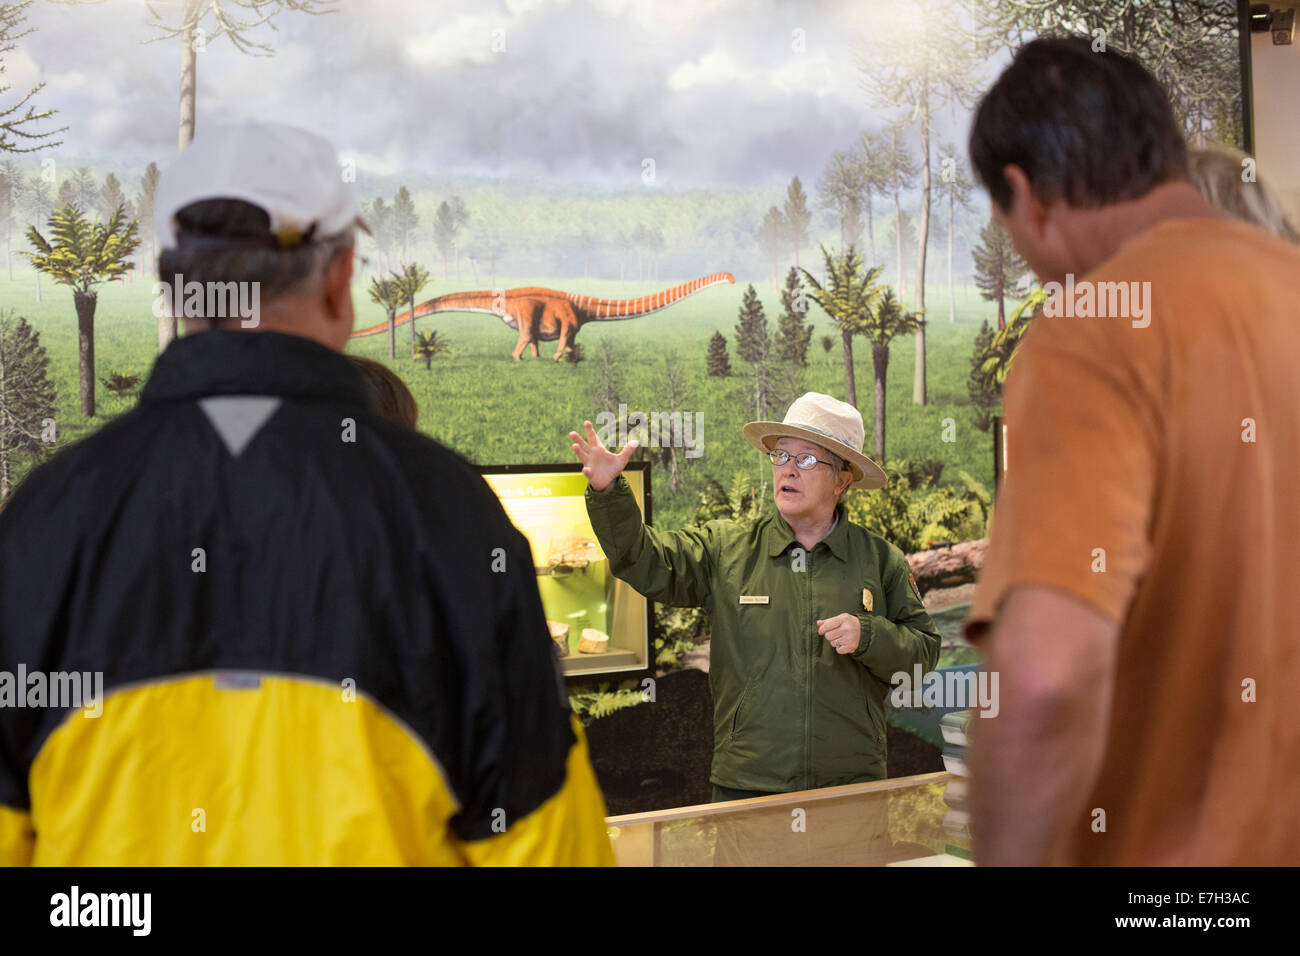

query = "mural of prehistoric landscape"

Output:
[[0, 1, 1246, 807]]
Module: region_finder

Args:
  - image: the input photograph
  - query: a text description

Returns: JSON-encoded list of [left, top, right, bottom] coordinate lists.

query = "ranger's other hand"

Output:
[[818, 613, 861, 655]]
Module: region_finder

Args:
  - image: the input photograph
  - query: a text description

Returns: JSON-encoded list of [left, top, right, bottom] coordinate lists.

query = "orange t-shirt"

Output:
[[966, 217, 1300, 865]]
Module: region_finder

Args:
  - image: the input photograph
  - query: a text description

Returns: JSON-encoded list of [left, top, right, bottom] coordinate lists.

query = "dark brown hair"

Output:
[[348, 355, 418, 430], [969, 37, 1189, 211]]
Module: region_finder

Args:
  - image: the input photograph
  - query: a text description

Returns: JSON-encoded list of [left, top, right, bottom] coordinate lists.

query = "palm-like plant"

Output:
[[23, 203, 139, 417], [799, 244, 884, 409], [394, 262, 431, 357], [801, 244, 920, 460], [863, 288, 923, 460], [975, 286, 1046, 393], [100, 370, 142, 398], [368, 275, 403, 361], [413, 330, 448, 370]]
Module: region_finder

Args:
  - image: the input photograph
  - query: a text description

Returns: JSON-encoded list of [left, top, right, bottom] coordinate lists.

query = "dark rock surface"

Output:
[[585, 667, 943, 815]]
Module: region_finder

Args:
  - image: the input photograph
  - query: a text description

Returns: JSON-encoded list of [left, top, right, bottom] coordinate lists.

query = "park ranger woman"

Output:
[[570, 392, 941, 802]]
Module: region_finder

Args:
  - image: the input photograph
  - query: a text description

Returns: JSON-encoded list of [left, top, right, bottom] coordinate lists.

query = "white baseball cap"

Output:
[[154, 120, 369, 250]]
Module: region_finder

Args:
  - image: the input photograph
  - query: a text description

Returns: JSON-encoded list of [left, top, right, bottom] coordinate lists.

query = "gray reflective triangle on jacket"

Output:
[[198, 396, 283, 457]]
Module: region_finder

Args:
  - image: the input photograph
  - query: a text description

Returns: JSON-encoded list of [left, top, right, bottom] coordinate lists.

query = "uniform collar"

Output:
[[764, 503, 850, 561], [141, 329, 371, 407]]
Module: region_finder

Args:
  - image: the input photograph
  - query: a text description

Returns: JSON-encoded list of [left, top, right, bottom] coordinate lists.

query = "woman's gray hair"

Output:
[[818, 446, 853, 500], [1188, 146, 1298, 243]]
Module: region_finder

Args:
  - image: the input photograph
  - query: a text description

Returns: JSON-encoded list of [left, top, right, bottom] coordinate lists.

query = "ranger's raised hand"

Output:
[[569, 420, 637, 492]]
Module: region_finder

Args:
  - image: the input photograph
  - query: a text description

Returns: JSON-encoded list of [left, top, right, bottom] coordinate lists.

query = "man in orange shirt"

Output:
[[964, 38, 1300, 864]]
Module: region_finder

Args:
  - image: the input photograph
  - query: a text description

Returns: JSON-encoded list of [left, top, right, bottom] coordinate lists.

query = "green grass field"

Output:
[[3, 266, 999, 529]]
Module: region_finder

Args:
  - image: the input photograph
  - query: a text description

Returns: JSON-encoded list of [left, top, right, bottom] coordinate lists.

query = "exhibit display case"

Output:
[[480, 462, 653, 680], [605, 772, 969, 866]]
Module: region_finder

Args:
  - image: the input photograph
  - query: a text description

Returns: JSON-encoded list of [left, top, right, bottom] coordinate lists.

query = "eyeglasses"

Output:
[[768, 449, 841, 471]]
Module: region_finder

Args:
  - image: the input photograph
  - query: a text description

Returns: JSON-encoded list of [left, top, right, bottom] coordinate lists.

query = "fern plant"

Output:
[[569, 680, 649, 726]]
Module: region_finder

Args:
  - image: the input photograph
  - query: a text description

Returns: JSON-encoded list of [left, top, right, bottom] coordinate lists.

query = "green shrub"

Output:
[[845, 461, 991, 553]]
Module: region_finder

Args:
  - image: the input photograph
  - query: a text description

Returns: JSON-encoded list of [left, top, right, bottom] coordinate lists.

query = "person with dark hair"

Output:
[[348, 354, 419, 430], [0, 121, 612, 866], [964, 38, 1300, 865]]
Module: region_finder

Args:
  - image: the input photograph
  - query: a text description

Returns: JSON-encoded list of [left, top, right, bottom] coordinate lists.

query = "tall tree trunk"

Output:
[[893, 187, 904, 297], [177, 0, 200, 151], [872, 341, 889, 460], [947, 191, 955, 324], [158, 312, 176, 354], [168, 1, 199, 361], [409, 294, 417, 357], [840, 328, 857, 408], [75, 290, 97, 418], [0, 328, 9, 499], [996, 277, 1006, 331], [913, 59, 931, 406], [387, 307, 396, 361], [866, 193, 876, 267]]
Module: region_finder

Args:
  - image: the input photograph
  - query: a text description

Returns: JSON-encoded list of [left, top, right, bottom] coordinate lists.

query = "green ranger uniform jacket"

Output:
[[586, 476, 942, 793]]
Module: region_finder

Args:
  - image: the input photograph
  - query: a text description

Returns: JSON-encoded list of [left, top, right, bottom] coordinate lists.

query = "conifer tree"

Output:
[[0, 310, 56, 500], [733, 284, 770, 420], [706, 330, 731, 378], [971, 218, 1028, 330], [967, 319, 999, 431], [775, 267, 814, 367]]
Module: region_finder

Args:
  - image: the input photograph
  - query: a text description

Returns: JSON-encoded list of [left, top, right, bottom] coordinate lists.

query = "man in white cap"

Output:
[[572, 393, 940, 802], [0, 121, 612, 866]]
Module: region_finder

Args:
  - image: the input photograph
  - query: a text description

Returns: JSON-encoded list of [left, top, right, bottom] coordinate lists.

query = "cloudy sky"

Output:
[[10, 0, 993, 191]]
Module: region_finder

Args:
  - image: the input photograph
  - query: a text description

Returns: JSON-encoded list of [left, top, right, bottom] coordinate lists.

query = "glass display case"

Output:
[[604, 771, 968, 866], [480, 462, 653, 680]]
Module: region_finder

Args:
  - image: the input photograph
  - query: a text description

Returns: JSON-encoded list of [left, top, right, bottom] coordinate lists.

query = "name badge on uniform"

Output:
[[739, 595, 770, 605], [862, 589, 873, 612]]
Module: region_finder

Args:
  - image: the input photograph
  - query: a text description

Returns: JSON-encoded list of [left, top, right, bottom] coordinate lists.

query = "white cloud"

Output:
[[4, 46, 43, 94], [87, 107, 129, 139], [666, 49, 747, 92], [588, 0, 733, 33], [45, 70, 88, 94], [405, 13, 502, 67], [668, 47, 845, 99], [404, 0, 564, 69], [769, 53, 842, 97], [339, 139, 407, 180]]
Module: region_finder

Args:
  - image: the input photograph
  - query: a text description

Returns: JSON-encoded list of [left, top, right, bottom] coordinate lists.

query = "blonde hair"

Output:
[[1188, 146, 1298, 243]]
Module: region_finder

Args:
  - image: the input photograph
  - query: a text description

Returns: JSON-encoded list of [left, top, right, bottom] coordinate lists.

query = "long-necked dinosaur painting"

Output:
[[351, 272, 735, 360]]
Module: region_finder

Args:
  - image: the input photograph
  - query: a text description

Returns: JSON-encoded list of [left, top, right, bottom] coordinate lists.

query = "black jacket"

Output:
[[0, 330, 612, 865]]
